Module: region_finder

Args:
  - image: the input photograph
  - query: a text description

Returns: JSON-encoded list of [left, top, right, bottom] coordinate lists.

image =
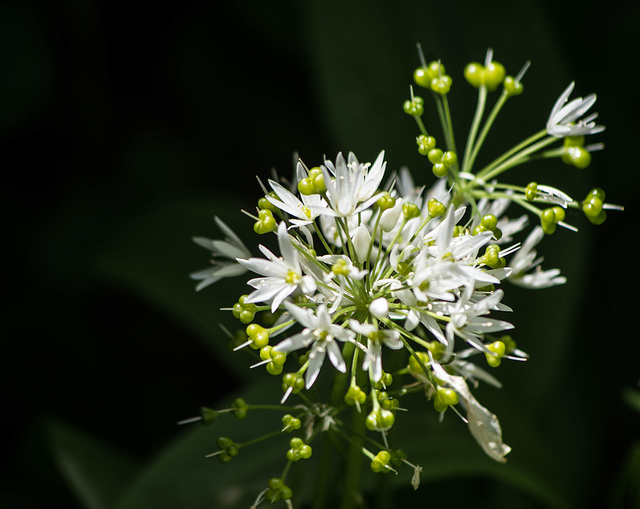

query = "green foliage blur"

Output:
[[4, 0, 639, 508]]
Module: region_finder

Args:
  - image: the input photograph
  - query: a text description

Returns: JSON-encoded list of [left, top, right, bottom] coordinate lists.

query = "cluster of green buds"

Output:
[[582, 188, 608, 225], [413, 58, 452, 95], [561, 136, 592, 169], [405, 45, 621, 235], [297, 167, 326, 195], [231, 295, 257, 324]]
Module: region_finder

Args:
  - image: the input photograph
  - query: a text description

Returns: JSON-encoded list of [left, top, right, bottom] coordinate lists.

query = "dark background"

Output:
[[3, 0, 640, 507]]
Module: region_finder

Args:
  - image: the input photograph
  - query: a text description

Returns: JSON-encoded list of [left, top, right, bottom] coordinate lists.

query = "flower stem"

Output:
[[466, 90, 509, 172], [479, 135, 558, 182], [339, 408, 366, 509], [462, 86, 487, 172], [475, 128, 547, 180]]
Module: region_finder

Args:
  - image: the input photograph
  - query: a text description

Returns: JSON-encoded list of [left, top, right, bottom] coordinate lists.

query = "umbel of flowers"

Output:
[[188, 47, 620, 506]]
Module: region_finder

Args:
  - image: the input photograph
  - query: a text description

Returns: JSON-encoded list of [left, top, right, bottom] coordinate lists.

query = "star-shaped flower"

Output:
[[190, 217, 251, 291], [349, 319, 402, 382], [318, 151, 387, 217], [237, 222, 317, 312], [275, 303, 356, 389], [546, 81, 605, 138]]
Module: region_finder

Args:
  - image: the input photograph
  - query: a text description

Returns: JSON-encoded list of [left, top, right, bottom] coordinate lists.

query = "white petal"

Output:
[[305, 347, 326, 388], [352, 224, 372, 263], [327, 340, 346, 373], [369, 297, 389, 319], [275, 331, 312, 353]]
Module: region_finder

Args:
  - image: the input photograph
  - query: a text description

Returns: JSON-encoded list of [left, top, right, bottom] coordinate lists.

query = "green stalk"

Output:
[[479, 135, 558, 182], [466, 90, 509, 172], [462, 85, 487, 172], [475, 128, 547, 180], [339, 408, 366, 509]]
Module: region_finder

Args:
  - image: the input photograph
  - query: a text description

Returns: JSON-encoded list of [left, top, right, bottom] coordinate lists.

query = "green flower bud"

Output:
[[413, 66, 431, 88], [562, 146, 591, 169], [442, 151, 457, 168], [416, 134, 437, 155], [253, 208, 277, 234], [503, 76, 524, 96], [525, 181, 538, 202], [431, 74, 452, 95], [426, 61, 446, 79], [408, 350, 430, 378], [432, 163, 447, 178], [403, 96, 424, 117], [279, 486, 293, 500], [481, 214, 498, 231], [371, 450, 393, 473], [587, 210, 607, 225], [200, 406, 218, 425], [258, 193, 278, 212], [433, 386, 459, 412], [217, 436, 233, 449], [309, 167, 326, 193], [298, 177, 315, 196], [269, 477, 285, 491], [282, 414, 301, 432], [402, 202, 421, 220], [345, 385, 367, 406], [365, 408, 395, 432], [287, 437, 312, 461], [485, 340, 506, 367], [427, 341, 446, 361], [427, 148, 444, 164], [282, 372, 305, 394], [427, 198, 446, 217], [376, 191, 396, 210], [464, 62, 484, 88], [266, 362, 283, 375], [541, 208, 557, 226], [231, 398, 248, 419], [483, 61, 506, 91]]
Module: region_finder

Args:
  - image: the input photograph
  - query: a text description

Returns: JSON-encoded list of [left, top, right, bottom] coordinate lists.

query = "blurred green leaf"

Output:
[[622, 387, 640, 414], [47, 418, 141, 509], [112, 379, 290, 509], [609, 441, 640, 509], [370, 391, 572, 508], [89, 193, 258, 376]]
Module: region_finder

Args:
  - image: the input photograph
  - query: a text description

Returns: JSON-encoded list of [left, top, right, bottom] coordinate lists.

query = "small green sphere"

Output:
[[503, 76, 523, 96], [413, 66, 431, 88], [484, 61, 506, 91], [464, 62, 484, 88]]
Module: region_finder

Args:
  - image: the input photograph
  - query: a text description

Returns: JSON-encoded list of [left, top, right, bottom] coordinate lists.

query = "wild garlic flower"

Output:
[[546, 81, 605, 138], [318, 151, 387, 217], [190, 47, 620, 500], [237, 222, 317, 312], [190, 216, 251, 291]]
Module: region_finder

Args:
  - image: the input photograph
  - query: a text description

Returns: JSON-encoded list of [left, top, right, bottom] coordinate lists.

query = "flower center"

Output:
[[285, 270, 300, 285]]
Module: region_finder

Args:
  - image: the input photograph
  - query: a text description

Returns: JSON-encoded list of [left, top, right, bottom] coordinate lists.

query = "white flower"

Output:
[[237, 222, 317, 312], [349, 320, 402, 382], [444, 288, 514, 353], [508, 226, 566, 288], [267, 172, 325, 228], [190, 217, 251, 291], [546, 81, 605, 138], [318, 151, 386, 217], [275, 303, 356, 389]]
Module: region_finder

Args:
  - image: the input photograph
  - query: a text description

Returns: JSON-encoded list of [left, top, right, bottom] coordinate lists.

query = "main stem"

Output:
[[339, 409, 366, 509]]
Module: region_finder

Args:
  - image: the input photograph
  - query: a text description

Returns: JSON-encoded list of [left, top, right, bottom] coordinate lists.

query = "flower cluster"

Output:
[[189, 47, 620, 504]]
